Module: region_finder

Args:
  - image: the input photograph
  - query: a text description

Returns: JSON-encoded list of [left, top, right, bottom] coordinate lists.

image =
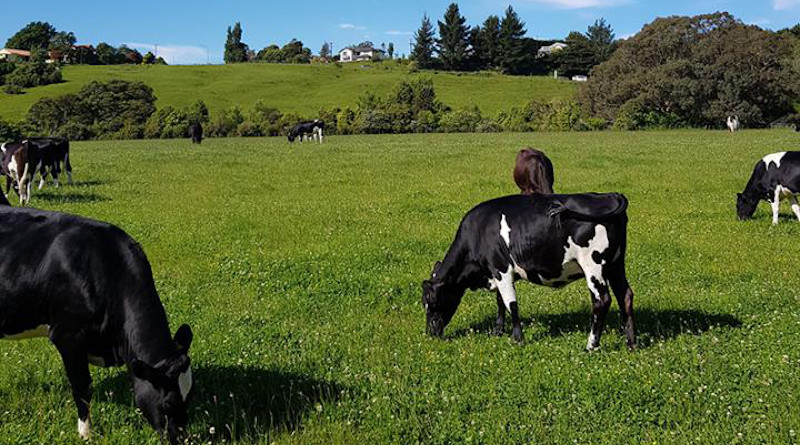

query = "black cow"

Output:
[[27, 137, 72, 188], [189, 122, 203, 144], [0, 203, 194, 443], [422, 193, 635, 350], [287, 119, 324, 143], [737, 151, 800, 225]]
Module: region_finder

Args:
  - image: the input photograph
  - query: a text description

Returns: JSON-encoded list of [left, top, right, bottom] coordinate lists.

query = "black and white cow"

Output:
[[737, 151, 800, 225], [189, 122, 203, 145], [287, 119, 324, 143], [27, 137, 72, 189], [727, 115, 740, 133], [422, 193, 635, 351], [1, 140, 34, 204], [0, 203, 194, 443]]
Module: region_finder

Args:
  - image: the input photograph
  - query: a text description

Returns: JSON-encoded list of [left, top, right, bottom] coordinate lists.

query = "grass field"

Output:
[[0, 63, 575, 122], [1, 130, 800, 444]]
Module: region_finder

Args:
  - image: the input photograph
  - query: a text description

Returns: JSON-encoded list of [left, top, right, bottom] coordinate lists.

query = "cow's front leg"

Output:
[[494, 291, 506, 335], [771, 191, 781, 225], [790, 195, 800, 222], [52, 333, 93, 440], [495, 267, 523, 343]]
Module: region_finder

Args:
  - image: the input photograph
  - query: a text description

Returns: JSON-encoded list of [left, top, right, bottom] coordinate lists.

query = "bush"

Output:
[[583, 117, 608, 131], [0, 118, 22, 142], [408, 61, 419, 73], [439, 106, 483, 133], [0, 60, 15, 85], [5, 59, 61, 88], [317, 107, 340, 135], [248, 101, 283, 136], [336, 108, 356, 135], [207, 107, 245, 137], [3, 85, 24, 95], [55, 121, 93, 140]]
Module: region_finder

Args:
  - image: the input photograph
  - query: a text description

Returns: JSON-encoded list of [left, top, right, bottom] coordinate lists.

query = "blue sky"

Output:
[[2, 0, 798, 64]]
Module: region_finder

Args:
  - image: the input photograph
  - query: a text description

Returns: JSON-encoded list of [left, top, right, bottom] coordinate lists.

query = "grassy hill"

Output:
[[0, 63, 575, 122]]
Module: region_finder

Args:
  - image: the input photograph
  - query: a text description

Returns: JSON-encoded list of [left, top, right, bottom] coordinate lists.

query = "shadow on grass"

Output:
[[32, 191, 109, 204], [450, 308, 741, 348], [94, 365, 343, 441]]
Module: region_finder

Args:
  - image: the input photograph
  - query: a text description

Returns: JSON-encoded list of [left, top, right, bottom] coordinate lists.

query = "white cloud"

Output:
[[523, 0, 630, 9], [339, 23, 367, 30], [385, 30, 412, 36], [773, 0, 800, 10], [126, 42, 209, 65]]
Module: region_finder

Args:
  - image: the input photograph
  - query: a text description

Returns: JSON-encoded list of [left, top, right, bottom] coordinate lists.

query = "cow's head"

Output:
[[736, 193, 758, 220], [130, 324, 194, 444], [422, 261, 460, 337]]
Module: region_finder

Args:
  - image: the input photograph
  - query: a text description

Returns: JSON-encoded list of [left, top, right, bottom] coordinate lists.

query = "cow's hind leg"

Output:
[[771, 188, 781, 225], [609, 265, 636, 350], [495, 267, 523, 343], [494, 291, 506, 336], [65, 154, 73, 184], [51, 331, 93, 440], [790, 195, 800, 222], [581, 264, 611, 351]]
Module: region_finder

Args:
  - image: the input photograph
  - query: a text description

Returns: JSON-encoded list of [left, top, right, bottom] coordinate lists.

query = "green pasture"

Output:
[[0, 63, 575, 122], [0, 130, 799, 444]]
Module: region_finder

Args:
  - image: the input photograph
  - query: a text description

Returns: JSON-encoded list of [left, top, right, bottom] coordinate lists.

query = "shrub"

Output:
[[0, 60, 15, 85], [317, 107, 341, 135], [408, 61, 419, 73], [476, 119, 501, 133], [5, 58, 61, 88], [207, 107, 245, 137], [583, 117, 608, 131], [248, 101, 283, 136], [0, 118, 22, 142], [3, 85, 24, 95], [55, 121, 93, 140], [336, 108, 356, 135], [439, 106, 483, 133]]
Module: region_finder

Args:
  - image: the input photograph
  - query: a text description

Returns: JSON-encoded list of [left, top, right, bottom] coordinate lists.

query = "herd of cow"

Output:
[[0, 129, 798, 442]]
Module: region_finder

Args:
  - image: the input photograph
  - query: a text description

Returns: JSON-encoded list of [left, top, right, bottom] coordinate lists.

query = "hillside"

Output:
[[0, 63, 575, 121]]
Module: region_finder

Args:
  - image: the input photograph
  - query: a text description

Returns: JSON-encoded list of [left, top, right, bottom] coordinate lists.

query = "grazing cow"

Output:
[[0, 203, 194, 443], [1, 140, 33, 204], [422, 193, 635, 351], [727, 115, 740, 133], [27, 137, 72, 188], [513, 148, 555, 195], [189, 122, 203, 144], [287, 120, 324, 143], [737, 151, 800, 225]]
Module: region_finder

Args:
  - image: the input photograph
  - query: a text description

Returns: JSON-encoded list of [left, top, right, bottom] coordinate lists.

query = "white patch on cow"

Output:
[[0, 143, 6, 154], [3, 324, 49, 340], [499, 214, 511, 247], [178, 366, 193, 401], [78, 416, 90, 440], [512, 260, 528, 281], [586, 331, 598, 351], [763, 152, 787, 170], [38, 178, 45, 190], [564, 225, 610, 299], [488, 265, 517, 312], [790, 196, 800, 222]]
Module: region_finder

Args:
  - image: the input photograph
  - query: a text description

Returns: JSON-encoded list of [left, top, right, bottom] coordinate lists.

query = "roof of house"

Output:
[[0, 48, 32, 57], [538, 42, 567, 52], [340, 45, 385, 53]]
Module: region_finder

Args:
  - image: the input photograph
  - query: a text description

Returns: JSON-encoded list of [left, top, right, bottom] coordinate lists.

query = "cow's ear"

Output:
[[174, 324, 193, 352], [164, 355, 190, 379], [131, 359, 158, 382]]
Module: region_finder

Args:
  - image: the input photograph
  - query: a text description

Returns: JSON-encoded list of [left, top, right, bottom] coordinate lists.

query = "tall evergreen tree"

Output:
[[478, 15, 501, 69], [320, 42, 332, 59], [411, 14, 437, 68], [586, 18, 616, 64], [499, 6, 526, 74], [437, 3, 470, 71], [387, 42, 395, 59], [224, 22, 249, 64]]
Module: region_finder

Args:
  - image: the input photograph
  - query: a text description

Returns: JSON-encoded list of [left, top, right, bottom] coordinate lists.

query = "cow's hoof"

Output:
[[511, 327, 524, 344], [627, 342, 637, 351], [585, 345, 600, 353], [493, 324, 504, 336]]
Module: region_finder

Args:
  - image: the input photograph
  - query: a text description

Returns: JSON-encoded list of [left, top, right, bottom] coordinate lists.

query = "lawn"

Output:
[[0, 130, 798, 444], [0, 63, 575, 122]]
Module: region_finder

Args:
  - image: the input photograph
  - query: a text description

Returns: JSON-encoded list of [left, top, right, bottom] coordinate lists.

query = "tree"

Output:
[[387, 42, 395, 59], [579, 13, 800, 128], [555, 32, 595, 76], [49, 31, 76, 52], [437, 3, 470, 71], [320, 42, 331, 59], [499, 6, 527, 74], [118, 45, 143, 64], [142, 51, 156, 64], [5, 21, 56, 51], [586, 18, 616, 64], [412, 14, 437, 68], [224, 22, 249, 63], [96, 42, 121, 65], [257, 45, 283, 63], [476, 15, 501, 69]]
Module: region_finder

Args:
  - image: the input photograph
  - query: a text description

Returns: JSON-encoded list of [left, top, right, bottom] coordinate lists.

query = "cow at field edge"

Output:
[[27, 137, 72, 188], [727, 115, 740, 133], [422, 193, 635, 350], [737, 151, 800, 225], [1, 140, 33, 204], [0, 203, 194, 443], [513, 148, 554, 195], [189, 122, 203, 144], [287, 120, 324, 143]]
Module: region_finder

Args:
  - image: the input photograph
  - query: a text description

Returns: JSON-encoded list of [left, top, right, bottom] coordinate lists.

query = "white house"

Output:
[[339, 45, 384, 62], [0, 48, 31, 61], [537, 42, 567, 58], [571, 75, 588, 82]]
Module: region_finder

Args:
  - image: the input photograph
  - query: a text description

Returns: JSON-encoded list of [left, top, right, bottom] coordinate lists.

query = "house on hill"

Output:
[[537, 42, 567, 58], [0, 48, 31, 62], [339, 44, 384, 62]]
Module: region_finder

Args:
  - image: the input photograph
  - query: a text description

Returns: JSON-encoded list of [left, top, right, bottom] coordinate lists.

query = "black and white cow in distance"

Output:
[[737, 151, 800, 225], [189, 122, 203, 144], [1, 140, 33, 204], [28, 136, 72, 188], [0, 204, 194, 443], [287, 119, 324, 143], [422, 193, 635, 351]]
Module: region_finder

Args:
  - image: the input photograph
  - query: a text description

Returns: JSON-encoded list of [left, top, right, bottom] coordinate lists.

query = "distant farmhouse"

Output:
[[0, 48, 31, 62], [339, 44, 384, 62], [537, 42, 567, 58]]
